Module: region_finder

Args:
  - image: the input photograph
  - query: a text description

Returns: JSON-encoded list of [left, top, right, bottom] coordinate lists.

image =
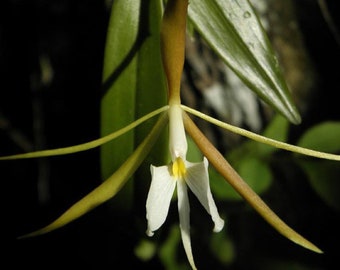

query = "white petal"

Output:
[[169, 104, 187, 160], [177, 179, 197, 270], [185, 157, 225, 232], [146, 165, 176, 236]]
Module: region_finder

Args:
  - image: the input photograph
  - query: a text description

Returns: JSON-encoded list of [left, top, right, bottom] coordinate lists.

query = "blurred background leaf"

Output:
[[210, 228, 235, 266], [297, 122, 340, 153], [296, 122, 340, 211], [210, 114, 289, 200], [159, 225, 188, 270]]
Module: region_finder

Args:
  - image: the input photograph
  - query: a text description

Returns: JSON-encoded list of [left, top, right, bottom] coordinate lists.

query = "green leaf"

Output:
[[228, 114, 290, 160], [159, 225, 188, 270], [296, 122, 340, 210], [187, 135, 203, 162], [210, 157, 272, 201], [188, 0, 301, 124], [210, 231, 235, 265], [134, 239, 157, 261], [297, 160, 340, 211], [134, 1, 168, 208], [101, 0, 140, 180], [257, 114, 290, 156], [209, 157, 273, 200], [100, 1, 167, 209], [135, 2, 167, 144], [297, 122, 340, 153]]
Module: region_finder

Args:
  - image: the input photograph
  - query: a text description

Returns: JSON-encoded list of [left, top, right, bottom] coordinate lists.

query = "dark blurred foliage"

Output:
[[0, 0, 340, 269]]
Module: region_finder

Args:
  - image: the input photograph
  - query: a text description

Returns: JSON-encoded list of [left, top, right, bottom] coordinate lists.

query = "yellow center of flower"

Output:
[[172, 157, 186, 179]]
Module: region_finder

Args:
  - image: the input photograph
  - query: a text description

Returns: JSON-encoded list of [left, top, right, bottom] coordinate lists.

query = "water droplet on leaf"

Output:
[[243, 11, 251, 18]]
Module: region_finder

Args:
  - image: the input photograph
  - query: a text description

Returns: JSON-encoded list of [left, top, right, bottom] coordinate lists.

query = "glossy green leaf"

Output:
[[101, 1, 167, 209], [135, 2, 167, 146], [101, 0, 140, 180], [134, 1, 168, 209], [188, 0, 301, 124]]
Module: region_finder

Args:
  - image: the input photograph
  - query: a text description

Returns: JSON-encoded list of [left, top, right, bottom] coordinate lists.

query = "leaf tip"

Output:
[[284, 107, 301, 125], [289, 234, 323, 254]]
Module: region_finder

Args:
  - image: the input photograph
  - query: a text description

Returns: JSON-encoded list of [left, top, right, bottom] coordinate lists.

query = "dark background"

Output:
[[1, 0, 340, 269]]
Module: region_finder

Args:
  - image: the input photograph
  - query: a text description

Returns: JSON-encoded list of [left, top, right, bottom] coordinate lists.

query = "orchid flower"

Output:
[[144, 3, 225, 268], [146, 104, 224, 269], [2, 1, 340, 269]]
